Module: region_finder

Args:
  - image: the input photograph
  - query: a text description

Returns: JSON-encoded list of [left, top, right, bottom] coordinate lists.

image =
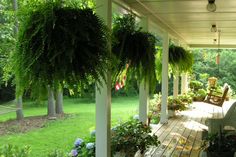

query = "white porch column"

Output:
[[173, 73, 179, 98], [139, 17, 149, 124], [139, 81, 149, 124], [181, 73, 188, 95], [95, 0, 112, 157], [160, 32, 169, 124]]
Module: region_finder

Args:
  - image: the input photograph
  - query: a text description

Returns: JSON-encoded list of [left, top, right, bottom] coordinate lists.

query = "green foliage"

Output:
[[149, 94, 161, 124], [14, 1, 110, 96], [47, 150, 67, 157], [155, 47, 162, 81], [69, 132, 95, 157], [189, 80, 204, 92], [149, 93, 161, 112], [150, 94, 190, 112], [169, 45, 193, 74], [0, 0, 16, 102], [202, 132, 236, 153], [167, 96, 188, 111], [196, 89, 207, 99], [192, 49, 236, 95], [112, 14, 157, 92], [111, 119, 160, 156], [189, 80, 207, 101], [0, 144, 31, 157], [178, 94, 193, 104]]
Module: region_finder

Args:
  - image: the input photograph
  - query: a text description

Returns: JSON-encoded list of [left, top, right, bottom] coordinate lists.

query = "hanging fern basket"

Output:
[[112, 14, 157, 90], [14, 2, 110, 95], [169, 45, 193, 73]]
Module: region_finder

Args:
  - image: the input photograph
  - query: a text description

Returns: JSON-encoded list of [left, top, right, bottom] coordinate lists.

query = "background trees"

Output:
[[192, 49, 236, 95], [0, 0, 16, 103]]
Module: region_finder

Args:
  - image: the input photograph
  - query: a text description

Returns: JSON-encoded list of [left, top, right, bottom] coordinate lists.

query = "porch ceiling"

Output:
[[121, 0, 236, 48]]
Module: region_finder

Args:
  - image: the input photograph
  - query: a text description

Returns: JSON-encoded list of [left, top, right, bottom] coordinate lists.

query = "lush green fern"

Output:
[[169, 45, 193, 74], [13, 1, 110, 96], [112, 14, 157, 92]]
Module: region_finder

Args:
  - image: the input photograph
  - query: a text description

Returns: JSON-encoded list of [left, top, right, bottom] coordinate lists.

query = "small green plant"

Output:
[[149, 94, 161, 124], [202, 131, 236, 157], [193, 89, 207, 101], [168, 96, 187, 111], [111, 119, 160, 157], [47, 149, 67, 157], [0, 144, 31, 157], [178, 94, 193, 104], [189, 80, 204, 92]]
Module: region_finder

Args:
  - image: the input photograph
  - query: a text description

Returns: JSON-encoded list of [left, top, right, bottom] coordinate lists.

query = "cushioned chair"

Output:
[[204, 85, 229, 107], [206, 101, 236, 134]]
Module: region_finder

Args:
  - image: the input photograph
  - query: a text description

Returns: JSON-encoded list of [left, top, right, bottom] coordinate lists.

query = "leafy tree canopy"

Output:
[[192, 49, 236, 95]]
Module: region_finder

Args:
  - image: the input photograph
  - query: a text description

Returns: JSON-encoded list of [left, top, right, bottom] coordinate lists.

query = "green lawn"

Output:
[[0, 96, 138, 157]]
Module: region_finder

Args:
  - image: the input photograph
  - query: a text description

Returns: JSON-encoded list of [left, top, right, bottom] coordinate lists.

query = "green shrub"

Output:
[[111, 119, 160, 156], [189, 80, 204, 92], [0, 144, 30, 157], [69, 131, 95, 157], [47, 150, 67, 157], [178, 94, 193, 104], [193, 89, 207, 101]]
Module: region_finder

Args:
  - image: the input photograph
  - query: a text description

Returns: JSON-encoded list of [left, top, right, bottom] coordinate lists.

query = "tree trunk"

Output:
[[55, 89, 63, 115], [16, 96, 24, 120], [12, 0, 24, 120], [47, 86, 56, 119]]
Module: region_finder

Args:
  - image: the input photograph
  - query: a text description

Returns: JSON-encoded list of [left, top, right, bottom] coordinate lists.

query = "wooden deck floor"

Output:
[[145, 100, 235, 157]]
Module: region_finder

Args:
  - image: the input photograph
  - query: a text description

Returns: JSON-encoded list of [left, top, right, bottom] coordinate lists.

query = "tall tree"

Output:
[[47, 86, 56, 119], [12, 0, 24, 120], [55, 88, 63, 115]]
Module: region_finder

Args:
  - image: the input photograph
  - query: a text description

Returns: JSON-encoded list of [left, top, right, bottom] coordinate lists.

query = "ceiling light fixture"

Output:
[[207, 0, 216, 12], [213, 38, 217, 44], [211, 24, 217, 32]]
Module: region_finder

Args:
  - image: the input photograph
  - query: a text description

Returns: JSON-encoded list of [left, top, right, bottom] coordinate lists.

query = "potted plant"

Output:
[[167, 96, 187, 117], [14, 1, 110, 96], [189, 80, 204, 92], [112, 14, 157, 92], [111, 119, 160, 157], [149, 94, 161, 124], [178, 94, 193, 105], [202, 131, 236, 157], [168, 44, 193, 74], [194, 89, 207, 101]]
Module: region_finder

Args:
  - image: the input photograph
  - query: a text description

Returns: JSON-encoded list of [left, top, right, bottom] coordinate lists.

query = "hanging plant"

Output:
[[13, 1, 110, 95], [169, 44, 193, 74], [112, 14, 157, 90]]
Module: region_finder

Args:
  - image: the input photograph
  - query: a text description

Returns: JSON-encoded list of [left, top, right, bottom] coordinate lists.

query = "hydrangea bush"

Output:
[[69, 116, 160, 157], [69, 131, 95, 157]]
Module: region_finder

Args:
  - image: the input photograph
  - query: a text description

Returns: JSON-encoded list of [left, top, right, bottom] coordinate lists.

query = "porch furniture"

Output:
[[208, 77, 217, 88], [206, 101, 236, 134], [204, 85, 229, 107]]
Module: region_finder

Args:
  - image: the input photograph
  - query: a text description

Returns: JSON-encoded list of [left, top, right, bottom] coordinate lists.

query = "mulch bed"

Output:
[[0, 115, 65, 136]]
